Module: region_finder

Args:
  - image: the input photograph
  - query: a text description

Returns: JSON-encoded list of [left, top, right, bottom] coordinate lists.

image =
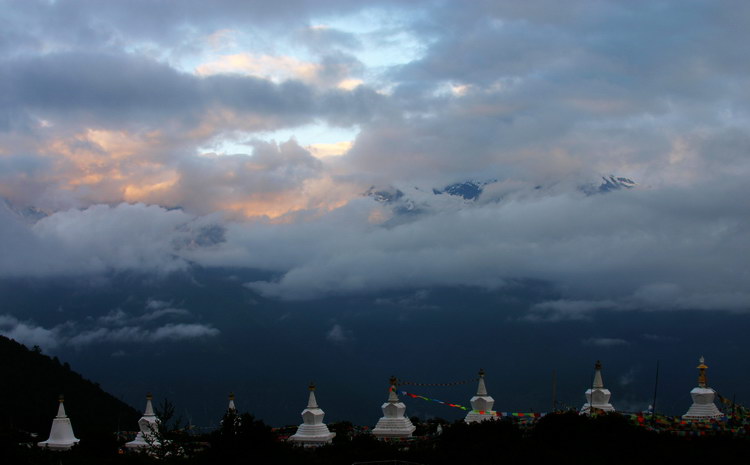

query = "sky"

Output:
[[1, 0, 750, 426]]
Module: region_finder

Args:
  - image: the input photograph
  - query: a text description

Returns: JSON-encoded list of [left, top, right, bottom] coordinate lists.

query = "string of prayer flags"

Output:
[[400, 390, 547, 421], [401, 391, 470, 410], [397, 378, 477, 387], [625, 411, 750, 436], [717, 393, 750, 419]]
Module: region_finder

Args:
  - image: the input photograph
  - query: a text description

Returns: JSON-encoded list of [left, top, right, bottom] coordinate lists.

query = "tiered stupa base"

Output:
[[125, 432, 159, 449], [37, 433, 79, 451], [581, 403, 615, 415], [372, 417, 416, 438], [290, 424, 336, 446], [683, 388, 724, 420], [465, 411, 498, 423], [37, 442, 78, 450]]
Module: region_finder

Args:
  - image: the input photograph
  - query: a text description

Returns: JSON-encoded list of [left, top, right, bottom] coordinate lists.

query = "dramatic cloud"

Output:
[[3, 175, 748, 313], [0, 50, 381, 212], [1, 0, 749, 314]]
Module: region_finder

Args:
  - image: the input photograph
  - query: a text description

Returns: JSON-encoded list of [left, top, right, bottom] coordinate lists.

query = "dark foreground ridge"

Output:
[[2, 336, 749, 465], [5, 409, 750, 465], [0, 336, 140, 443]]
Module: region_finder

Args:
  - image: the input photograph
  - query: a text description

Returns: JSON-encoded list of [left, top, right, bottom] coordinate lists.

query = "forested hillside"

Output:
[[0, 335, 140, 438]]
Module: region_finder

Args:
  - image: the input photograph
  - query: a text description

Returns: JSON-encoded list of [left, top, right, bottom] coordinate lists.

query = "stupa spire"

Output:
[[56, 395, 67, 417], [697, 356, 708, 388], [289, 382, 335, 446], [307, 382, 319, 409], [465, 369, 497, 423], [144, 392, 155, 416], [228, 392, 236, 411], [387, 376, 399, 402], [37, 395, 80, 450], [593, 360, 604, 388], [476, 368, 488, 396]]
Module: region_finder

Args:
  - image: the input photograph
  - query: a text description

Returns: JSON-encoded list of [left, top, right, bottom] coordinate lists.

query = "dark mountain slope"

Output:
[[0, 335, 140, 439]]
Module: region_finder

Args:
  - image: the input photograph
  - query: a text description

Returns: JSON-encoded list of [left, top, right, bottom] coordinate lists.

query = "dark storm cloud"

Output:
[[1, 51, 381, 132], [402, 0, 750, 88], [0, 0, 405, 56], [339, 0, 750, 187]]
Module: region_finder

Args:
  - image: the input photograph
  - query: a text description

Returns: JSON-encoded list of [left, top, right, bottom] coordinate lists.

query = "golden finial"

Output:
[[478, 368, 485, 378], [229, 392, 235, 400], [389, 375, 398, 386], [697, 356, 708, 388], [308, 382, 316, 391], [595, 360, 602, 370], [58, 394, 64, 403], [146, 392, 153, 400]]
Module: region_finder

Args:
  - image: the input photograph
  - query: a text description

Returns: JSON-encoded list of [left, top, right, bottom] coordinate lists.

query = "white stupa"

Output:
[[37, 395, 80, 450], [581, 360, 615, 414], [682, 356, 724, 420], [465, 369, 497, 423], [125, 393, 160, 450], [372, 376, 416, 439], [289, 382, 336, 446]]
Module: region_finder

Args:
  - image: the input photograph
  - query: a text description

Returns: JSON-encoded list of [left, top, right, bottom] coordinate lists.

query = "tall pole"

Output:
[[590, 364, 596, 416], [551, 370, 557, 412], [651, 360, 660, 425]]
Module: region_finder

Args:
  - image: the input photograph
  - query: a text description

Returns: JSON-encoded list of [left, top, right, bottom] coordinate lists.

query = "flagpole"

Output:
[[551, 370, 557, 412], [651, 360, 660, 425]]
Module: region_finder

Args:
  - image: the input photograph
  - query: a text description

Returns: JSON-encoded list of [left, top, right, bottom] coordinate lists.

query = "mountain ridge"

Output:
[[0, 335, 140, 438]]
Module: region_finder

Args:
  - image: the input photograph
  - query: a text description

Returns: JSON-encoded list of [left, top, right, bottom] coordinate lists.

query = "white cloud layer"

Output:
[[0, 302, 219, 351], [67, 324, 220, 347], [1, 174, 749, 313]]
